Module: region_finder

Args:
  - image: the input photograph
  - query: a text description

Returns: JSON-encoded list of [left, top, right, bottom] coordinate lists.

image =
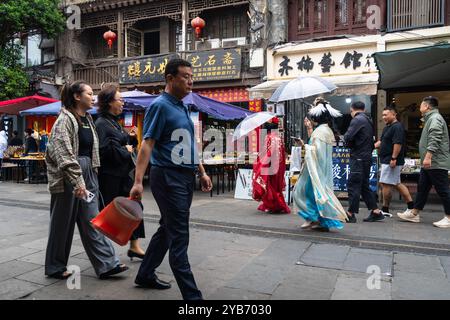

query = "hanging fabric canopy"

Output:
[[126, 92, 252, 120], [20, 90, 154, 116], [0, 95, 58, 115]]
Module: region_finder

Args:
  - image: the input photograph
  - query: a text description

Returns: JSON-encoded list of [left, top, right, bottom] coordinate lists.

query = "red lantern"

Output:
[[191, 17, 206, 38], [103, 30, 117, 49]]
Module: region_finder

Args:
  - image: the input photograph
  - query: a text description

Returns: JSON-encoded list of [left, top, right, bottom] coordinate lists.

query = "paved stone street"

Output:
[[0, 181, 450, 300]]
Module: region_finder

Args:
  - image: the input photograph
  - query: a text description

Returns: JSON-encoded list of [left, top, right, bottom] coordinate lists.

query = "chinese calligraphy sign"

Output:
[[332, 147, 378, 192], [119, 53, 178, 84], [186, 48, 241, 82]]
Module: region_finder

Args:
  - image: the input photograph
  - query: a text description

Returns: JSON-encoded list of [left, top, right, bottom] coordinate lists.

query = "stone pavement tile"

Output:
[[0, 278, 43, 300], [342, 248, 393, 275], [0, 246, 41, 264], [271, 265, 339, 300], [299, 243, 351, 270], [393, 253, 446, 278], [26, 272, 181, 300], [17, 250, 46, 266], [223, 239, 310, 295], [196, 246, 264, 297], [439, 256, 450, 281], [15, 267, 61, 286], [331, 273, 391, 300], [392, 271, 450, 300], [208, 286, 271, 300], [0, 260, 42, 282], [355, 221, 394, 240], [72, 252, 90, 261], [19, 238, 48, 250]]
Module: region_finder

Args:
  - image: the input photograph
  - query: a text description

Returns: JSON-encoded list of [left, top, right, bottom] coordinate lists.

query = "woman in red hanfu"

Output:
[[252, 117, 291, 214]]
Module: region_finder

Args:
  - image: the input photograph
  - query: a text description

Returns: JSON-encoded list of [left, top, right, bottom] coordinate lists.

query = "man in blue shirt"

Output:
[[130, 58, 212, 300]]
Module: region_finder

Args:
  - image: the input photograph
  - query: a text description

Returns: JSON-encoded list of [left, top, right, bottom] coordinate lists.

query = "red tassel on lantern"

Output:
[[103, 30, 117, 49], [191, 17, 206, 38]]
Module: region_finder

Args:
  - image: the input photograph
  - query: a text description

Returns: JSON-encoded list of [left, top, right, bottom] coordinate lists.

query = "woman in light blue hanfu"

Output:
[[293, 98, 347, 231]]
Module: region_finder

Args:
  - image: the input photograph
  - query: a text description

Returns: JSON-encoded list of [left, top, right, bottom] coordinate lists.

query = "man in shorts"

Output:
[[375, 105, 414, 217]]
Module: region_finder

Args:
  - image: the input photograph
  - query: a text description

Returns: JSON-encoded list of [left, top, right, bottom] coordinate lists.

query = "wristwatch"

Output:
[[391, 157, 397, 161], [197, 171, 207, 178]]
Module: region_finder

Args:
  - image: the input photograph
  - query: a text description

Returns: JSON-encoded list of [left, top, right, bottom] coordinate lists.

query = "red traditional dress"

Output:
[[252, 131, 291, 213]]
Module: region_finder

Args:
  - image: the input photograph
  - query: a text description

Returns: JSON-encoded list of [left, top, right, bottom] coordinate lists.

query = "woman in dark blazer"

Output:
[[96, 84, 145, 260]]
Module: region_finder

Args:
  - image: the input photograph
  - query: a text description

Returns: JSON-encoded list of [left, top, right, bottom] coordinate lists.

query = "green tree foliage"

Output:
[[0, 0, 65, 100]]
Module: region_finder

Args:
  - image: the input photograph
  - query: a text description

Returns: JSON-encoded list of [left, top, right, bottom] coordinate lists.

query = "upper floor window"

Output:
[[336, 0, 349, 27], [354, 0, 367, 25], [297, 0, 309, 31], [314, 0, 328, 29], [290, 0, 380, 41]]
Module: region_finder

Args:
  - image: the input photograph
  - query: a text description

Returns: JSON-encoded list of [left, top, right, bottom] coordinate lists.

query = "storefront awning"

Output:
[[0, 95, 58, 115], [373, 44, 450, 89], [248, 74, 379, 100]]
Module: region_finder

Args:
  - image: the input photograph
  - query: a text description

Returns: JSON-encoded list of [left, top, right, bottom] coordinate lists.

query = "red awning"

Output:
[[0, 95, 58, 115]]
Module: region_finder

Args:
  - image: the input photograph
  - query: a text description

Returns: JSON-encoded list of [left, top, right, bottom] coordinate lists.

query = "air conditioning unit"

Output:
[[195, 38, 221, 50], [221, 37, 246, 48]]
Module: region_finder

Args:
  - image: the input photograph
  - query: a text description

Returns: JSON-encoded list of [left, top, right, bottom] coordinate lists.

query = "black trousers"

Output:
[[414, 169, 450, 214], [98, 173, 145, 240], [136, 166, 202, 301], [347, 158, 378, 214]]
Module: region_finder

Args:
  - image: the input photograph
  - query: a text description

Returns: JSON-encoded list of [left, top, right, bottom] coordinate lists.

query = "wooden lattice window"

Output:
[[297, 0, 309, 32], [354, 0, 367, 25], [314, 0, 328, 29], [336, 0, 349, 27]]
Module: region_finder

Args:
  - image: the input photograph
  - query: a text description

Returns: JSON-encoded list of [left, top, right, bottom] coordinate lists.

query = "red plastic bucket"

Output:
[[91, 197, 143, 246]]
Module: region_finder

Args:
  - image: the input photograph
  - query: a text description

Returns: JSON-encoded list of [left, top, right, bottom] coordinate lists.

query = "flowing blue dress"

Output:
[[293, 124, 347, 229]]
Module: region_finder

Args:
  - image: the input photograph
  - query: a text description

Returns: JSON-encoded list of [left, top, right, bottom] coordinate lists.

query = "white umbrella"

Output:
[[232, 111, 276, 141], [269, 75, 337, 103]]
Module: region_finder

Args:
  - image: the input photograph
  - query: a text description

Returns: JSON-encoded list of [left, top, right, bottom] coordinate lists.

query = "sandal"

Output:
[[99, 264, 129, 279], [48, 271, 72, 280]]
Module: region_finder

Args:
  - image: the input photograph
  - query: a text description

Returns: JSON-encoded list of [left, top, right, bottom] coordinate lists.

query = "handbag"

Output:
[[91, 197, 143, 246]]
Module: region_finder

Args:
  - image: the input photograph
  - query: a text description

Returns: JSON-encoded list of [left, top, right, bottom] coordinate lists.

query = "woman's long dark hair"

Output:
[[309, 99, 341, 144], [97, 84, 119, 114], [60, 81, 88, 125]]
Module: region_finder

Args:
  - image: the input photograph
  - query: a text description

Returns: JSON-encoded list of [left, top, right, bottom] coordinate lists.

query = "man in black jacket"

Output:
[[344, 101, 384, 223], [8, 130, 23, 147]]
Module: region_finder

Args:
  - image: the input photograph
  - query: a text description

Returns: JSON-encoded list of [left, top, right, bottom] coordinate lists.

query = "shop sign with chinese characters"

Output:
[[270, 45, 377, 79], [332, 147, 378, 192], [195, 87, 249, 103], [186, 49, 241, 82], [119, 53, 179, 84]]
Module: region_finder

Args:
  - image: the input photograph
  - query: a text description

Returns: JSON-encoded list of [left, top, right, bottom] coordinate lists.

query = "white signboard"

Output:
[[234, 169, 294, 203]]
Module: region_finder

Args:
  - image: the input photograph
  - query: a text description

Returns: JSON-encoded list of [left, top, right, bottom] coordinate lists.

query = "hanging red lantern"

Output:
[[103, 30, 117, 49], [191, 17, 206, 38]]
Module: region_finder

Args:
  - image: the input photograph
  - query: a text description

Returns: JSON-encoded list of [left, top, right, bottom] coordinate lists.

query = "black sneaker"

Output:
[[346, 213, 357, 223], [363, 211, 385, 222]]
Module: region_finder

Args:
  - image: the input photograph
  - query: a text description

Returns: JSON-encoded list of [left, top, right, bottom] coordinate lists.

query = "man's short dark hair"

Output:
[[351, 101, 365, 111], [423, 96, 439, 109], [164, 58, 192, 80], [383, 105, 397, 113], [25, 128, 33, 135]]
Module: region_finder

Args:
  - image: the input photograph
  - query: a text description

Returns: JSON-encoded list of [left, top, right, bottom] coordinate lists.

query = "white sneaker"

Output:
[[397, 209, 420, 223], [381, 211, 393, 218], [301, 221, 313, 229], [433, 216, 450, 228]]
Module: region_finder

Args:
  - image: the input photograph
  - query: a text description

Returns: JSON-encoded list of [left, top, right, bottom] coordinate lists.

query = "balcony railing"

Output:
[[387, 0, 445, 32]]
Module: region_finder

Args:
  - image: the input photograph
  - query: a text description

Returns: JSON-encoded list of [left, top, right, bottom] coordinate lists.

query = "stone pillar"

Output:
[[267, 0, 288, 45], [377, 89, 387, 138], [160, 17, 170, 54], [117, 11, 124, 58]]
